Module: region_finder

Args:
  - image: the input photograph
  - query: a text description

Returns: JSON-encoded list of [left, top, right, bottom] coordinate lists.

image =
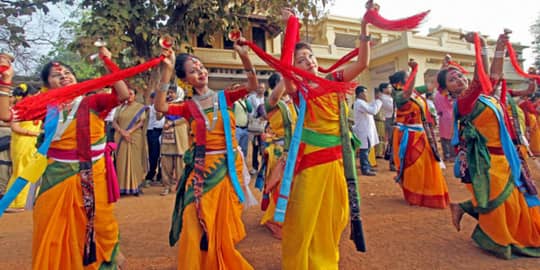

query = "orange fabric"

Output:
[[188, 109, 238, 150], [32, 113, 118, 270], [177, 110, 252, 270], [260, 100, 297, 227], [527, 113, 540, 156], [392, 96, 449, 208], [465, 103, 540, 254]]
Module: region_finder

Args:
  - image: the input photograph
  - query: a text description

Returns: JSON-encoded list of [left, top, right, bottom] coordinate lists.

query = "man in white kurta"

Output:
[[352, 86, 382, 176]]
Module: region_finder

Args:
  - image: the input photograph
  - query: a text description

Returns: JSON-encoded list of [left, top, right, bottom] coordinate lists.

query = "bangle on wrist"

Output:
[[358, 34, 371, 42], [0, 80, 12, 87], [481, 47, 489, 56], [0, 90, 11, 97], [159, 83, 170, 92]]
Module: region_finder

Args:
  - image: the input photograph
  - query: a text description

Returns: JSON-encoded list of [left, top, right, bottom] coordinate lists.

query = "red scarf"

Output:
[[14, 56, 164, 121]]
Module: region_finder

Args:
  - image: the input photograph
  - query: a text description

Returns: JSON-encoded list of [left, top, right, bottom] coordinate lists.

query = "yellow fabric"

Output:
[[177, 109, 252, 269], [189, 109, 239, 150], [32, 113, 119, 270], [266, 99, 297, 139], [260, 143, 283, 226], [261, 99, 297, 226], [392, 96, 449, 208], [467, 106, 540, 249], [282, 93, 348, 270], [114, 102, 148, 193], [6, 121, 41, 208], [369, 147, 377, 167]]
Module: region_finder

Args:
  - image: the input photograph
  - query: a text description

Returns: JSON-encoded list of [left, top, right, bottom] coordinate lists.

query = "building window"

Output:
[[334, 33, 357, 48], [223, 34, 234, 50], [252, 27, 266, 51], [197, 34, 213, 48]]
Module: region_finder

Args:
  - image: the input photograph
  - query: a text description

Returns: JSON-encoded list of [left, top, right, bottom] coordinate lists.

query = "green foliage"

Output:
[[58, 0, 332, 89], [38, 38, 100, 81], [531, 12, 540, 69]]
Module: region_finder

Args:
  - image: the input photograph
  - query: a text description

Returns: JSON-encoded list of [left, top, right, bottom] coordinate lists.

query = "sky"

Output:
[[329, 0, 539, 67]]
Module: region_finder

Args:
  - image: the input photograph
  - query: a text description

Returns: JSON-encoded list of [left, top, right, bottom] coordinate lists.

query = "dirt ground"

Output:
[[1, 158, 540, 270]]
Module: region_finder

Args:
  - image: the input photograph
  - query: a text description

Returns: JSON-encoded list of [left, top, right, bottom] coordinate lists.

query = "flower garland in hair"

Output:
[[177, 78, 193, 99]]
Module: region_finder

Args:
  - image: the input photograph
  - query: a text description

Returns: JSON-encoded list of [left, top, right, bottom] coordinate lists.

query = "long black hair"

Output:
[[175, 53, 202, 79], [436, 67, 459, 90]]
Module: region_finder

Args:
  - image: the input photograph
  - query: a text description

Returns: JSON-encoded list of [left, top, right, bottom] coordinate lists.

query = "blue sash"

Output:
[[395, 123, 423, 183], [274, 94, 306, 223], [479, 96, 540, 207], [0, 107, 59, 216], [218, 91, 244, 202]]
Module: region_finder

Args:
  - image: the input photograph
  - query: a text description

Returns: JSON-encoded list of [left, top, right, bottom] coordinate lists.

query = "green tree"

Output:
[[59, 0, 333, 94], [38, 37, 101, 81], [531, 11, 540, 69]]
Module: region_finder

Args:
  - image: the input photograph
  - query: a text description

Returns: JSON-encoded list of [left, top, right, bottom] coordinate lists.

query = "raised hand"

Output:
[[0, 54, 14, 83], [281, 8, 295, 23], [408, 59, 418, 70], [233, 37, 250, 57], [160, 47, 175, 73], [99, 46, 112, 59]]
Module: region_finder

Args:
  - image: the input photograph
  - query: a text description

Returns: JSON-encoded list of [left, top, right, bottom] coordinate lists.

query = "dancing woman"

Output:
[[447, 31, 540, 259], [388, 60, 449, 209], [31, 47, 129, 269], [155, 39, 257, 269], [267, 8, 370, 270], [258, 72, 298, 239]]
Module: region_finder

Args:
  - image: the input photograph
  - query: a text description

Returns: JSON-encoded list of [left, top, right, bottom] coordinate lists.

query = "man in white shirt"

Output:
[[246, 82, 267, 174], [145, 92, 165, 184], [379, 82, 396, 171], [353, 86, 382, 176]]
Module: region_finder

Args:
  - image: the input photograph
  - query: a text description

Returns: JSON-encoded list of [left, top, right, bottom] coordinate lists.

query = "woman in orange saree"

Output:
[[155, 39, 257, 270], [448, 31, 540, 259], [389, 61, 449, 209]]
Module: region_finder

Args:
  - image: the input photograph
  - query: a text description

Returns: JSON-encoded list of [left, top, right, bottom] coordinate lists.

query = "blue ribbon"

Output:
[[0, 107, 59, 216], [274, 94, 306, 223], [218, 91, 245, 203], [479, 96, 540, 207], [395, 123, 423, 182], [451, 102, 460, 147]]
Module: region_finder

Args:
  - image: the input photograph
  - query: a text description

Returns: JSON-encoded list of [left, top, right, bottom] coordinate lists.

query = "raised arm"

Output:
[[489, 32, 509, 82], [340, 20, 370, 82], [455, 32, 487, 115], [234, 38, 258, 91], [268, 80, 287, 107], [0, 54, 14, 121], [397, 60, 418, 101], [510, 79, 537, 97], [462, 32, 489, 85], [98, 46, 130, 102], [154, 48, 175, 113], [10, 121, 40, 136]]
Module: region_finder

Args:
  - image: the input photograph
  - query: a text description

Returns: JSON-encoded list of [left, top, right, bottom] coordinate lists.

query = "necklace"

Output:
[[192, 90, 218, 131], [192, 89, 214, 101]]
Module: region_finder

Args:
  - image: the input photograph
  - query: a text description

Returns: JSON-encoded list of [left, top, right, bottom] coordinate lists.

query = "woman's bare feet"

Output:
[[116, 250, 127, 270], [450, 203, 465, 232]]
